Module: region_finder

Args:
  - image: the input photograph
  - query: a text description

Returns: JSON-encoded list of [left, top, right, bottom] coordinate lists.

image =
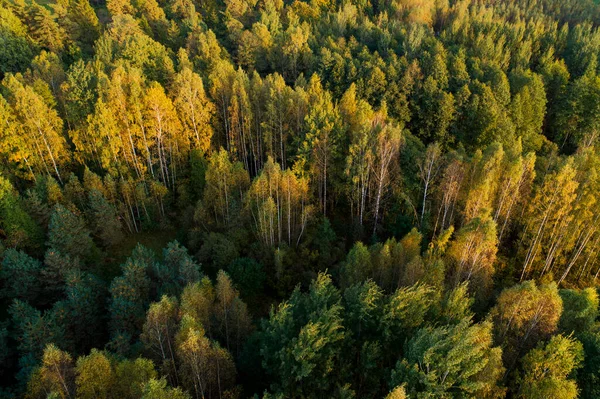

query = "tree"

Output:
[[385, 386, 407, 399], [79, 98, 123, 175], [432, 157, 464, 236], [459, 81, 515, 149], [413, 77, 455, 145], [245, 157, 312, 246], [202, 149, 249, 227], [27, 344, 74, 399], [509, 70, 547, 152], [446, 212, 498, 302], [382, 283, 436, 353], [342, 280, 386, 395], [519, 159, 579, 280], [0, 248, 42, 302], [462, 143, 504, 223], [144, 82, 185, 189], [577, 330, 600, 399], [0, 6, 35, 75], [9, 300, 65, 361], [278, 11, 311, 79], [371, 120, 402, 234], [214, 271, 252, 357], [87, 189, 123, 247], [61, 59, 98, 130], [391, 318, 504, 399], [555, 68, 600, 150], [141, 295, 179, 385], [340, 242, 372, 288], [47, 204, 95, 262], [24, 2, 66, 53], [0, 172, 42, 250], [141, 378, 191, 399], [299, 75, 342, 216], [176, 318, 212, 399], [176, 316, 237, 399], [113, 358, 157, 399], [227, 257, 266, 299], [162, 240, 202, 293], [2, 75, 68, 183], [171, 66, 214, 154], [341, 84, 375, 228], [61, 0, 101, 56], [59, 270, 106, 354], [492, 148, 536, 242], [41, 249, 80, 300], [75, 349, 115, 399], [197, 232, 239, 272], [260, 273, 346, 397], [490, 281, 563, 370], [417, 142, 442, 228], [437, 282, 474, 325], [343, 279, 384, 341], [559, 288, 599, 337], [109, 257, 151, 348], [517, 335, 583, 399]]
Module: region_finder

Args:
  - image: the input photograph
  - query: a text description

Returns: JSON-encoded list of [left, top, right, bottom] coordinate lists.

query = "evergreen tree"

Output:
[[0, 248, 42, 302], [47, 204, 95, 262]]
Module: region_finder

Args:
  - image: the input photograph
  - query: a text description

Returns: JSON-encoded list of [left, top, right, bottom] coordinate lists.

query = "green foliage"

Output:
[[0, 6, 35, 76], [490, 281, 563, 369], [9, 300, 66, 361], [227, 257, 265, 298], [559, 288, 599, 336], [0, 248, 42, 302], [162, 240, 202, 294], [0, 175, 42, 250], [3, 0, 600, 397], [47, 204, 95, 262], [87, 189, 123, 248], [391, 318, 505, 398], [260, 273, 346, 397], [141, 378, 191, 399], [108, 256, 151, 347], [517, 335, 583, 399]]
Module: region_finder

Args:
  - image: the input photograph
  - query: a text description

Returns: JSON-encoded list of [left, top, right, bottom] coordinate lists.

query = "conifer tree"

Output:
[[47, 204, 95, 262]]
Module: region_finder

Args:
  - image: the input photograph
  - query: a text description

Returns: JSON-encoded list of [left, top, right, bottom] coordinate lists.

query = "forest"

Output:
[[3, 0, 600, 397]]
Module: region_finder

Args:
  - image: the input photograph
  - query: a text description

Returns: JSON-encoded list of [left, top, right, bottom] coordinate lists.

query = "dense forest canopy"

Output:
[[3, 0, 600, 397]]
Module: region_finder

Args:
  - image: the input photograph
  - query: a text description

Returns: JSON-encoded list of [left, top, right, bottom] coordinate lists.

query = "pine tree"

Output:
[[47, 204, 95, 262], [0, 248, 42, 302], [0, 173, 42, 249], [109, 257, 151, 349], [87, 189, 123, 248]]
